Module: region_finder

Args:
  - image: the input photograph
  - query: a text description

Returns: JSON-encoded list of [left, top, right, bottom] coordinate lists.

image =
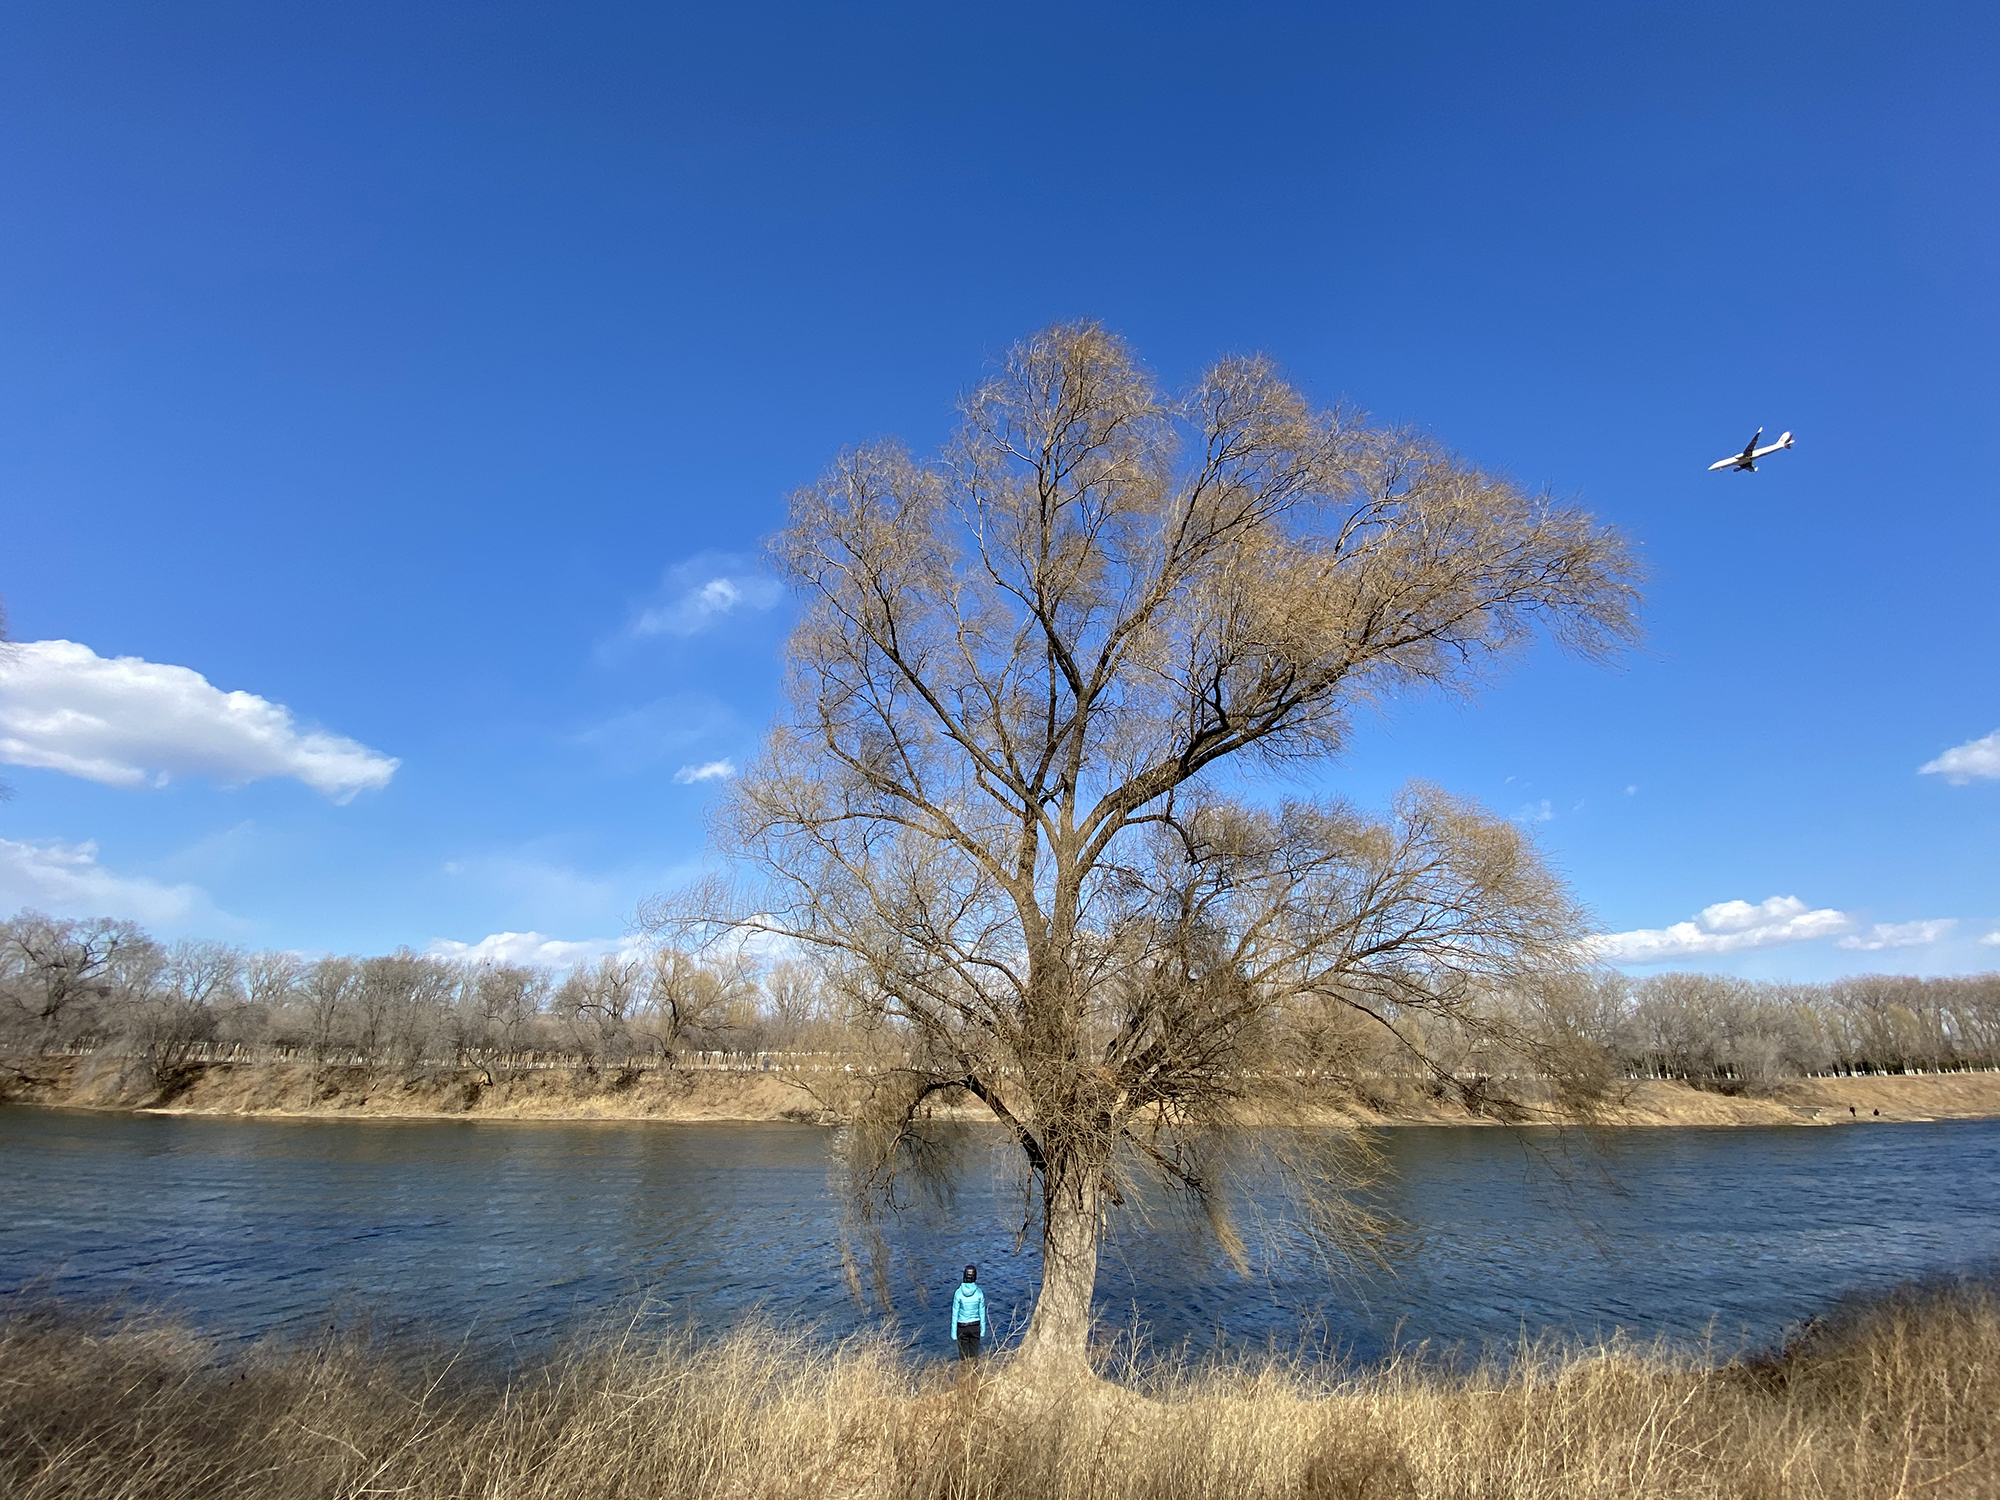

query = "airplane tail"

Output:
[[1777, 431, 1793, 448]]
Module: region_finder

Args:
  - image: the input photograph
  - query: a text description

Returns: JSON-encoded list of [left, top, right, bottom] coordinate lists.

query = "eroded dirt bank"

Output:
[[1, 1056, 827, 1123], [6, 1055, 1999, 1127]]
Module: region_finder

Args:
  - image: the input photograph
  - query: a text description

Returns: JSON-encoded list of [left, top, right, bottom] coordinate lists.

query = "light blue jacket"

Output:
[[951, 1282, 988, 1337]]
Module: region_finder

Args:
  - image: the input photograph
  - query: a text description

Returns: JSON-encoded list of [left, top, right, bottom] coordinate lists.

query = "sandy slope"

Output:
[[4, 1057, 829, 1123], [7, 1056, 1999, 1128]]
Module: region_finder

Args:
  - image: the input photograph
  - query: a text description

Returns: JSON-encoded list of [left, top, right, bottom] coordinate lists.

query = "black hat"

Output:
[[963, 1265, 977, 1282]]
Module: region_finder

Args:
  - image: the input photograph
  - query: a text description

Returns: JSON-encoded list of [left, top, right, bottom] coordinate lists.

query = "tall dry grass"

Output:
[[2, 1277, 1994, 1500]]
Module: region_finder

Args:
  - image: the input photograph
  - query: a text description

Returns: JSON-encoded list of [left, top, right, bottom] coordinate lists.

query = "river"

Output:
[[3, 1108, 1995, 1364]]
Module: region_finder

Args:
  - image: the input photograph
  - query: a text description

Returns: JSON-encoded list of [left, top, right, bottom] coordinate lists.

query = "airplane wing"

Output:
[[1740, 429, 1761, 460]]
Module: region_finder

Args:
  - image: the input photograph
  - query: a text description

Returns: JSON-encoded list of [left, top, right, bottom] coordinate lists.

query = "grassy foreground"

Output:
[[2, 1279, 1995, 1500]]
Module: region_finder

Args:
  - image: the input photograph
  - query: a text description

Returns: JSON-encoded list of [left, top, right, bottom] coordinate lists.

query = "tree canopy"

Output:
[[655, 322, 1642, 1369]]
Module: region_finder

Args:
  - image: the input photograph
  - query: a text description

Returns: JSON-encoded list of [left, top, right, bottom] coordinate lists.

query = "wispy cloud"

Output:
[[0, 835, 218, 925], [1836, 918, 1957, 952], [1513, 798, 1553, 825], [1587, 895, 1851, 964], [433, 846, 705, 949], [673, 758, 737, 785], [628, 552, 784, 639], [575, 694, 737, 774], [0, 640, 397, 802], [427, 931, 643, 970], [1919, 729, 2000, 785], [437, 851, 621, 920]]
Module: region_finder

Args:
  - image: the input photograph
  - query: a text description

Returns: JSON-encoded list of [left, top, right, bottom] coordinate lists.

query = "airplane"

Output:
[[1708, 428, 1794, 472]]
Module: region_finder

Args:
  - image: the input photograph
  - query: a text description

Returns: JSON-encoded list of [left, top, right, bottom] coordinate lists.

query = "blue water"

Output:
[[2, 1108, 1995, 1364]]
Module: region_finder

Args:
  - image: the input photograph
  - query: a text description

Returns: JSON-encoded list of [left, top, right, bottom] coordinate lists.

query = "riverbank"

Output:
[[4, 1276, 1996, 1500], [0, 1054, 825, 1122], [7, 1053, 2000, 1127]]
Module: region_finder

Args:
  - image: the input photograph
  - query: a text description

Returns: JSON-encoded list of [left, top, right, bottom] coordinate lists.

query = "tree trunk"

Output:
[[1015, 1150, 1105, 1375]]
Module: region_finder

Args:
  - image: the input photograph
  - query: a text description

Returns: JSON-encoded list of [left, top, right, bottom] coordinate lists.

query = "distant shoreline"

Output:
[[7, 1056, 1999, 1129]]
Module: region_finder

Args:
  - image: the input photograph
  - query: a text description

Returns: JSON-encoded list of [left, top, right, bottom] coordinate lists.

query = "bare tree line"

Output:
[[0, 910, 857, 1088], [6, 910, 1995, 1095], [1561, 968, 2000, 1088]]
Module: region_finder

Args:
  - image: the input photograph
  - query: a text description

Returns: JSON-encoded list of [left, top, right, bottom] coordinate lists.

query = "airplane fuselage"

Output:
[[1708, 430, 1794, 472]]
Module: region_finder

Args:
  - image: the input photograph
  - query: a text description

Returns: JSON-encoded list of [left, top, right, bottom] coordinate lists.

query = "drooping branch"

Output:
[[666, 321, 1639, 1363]]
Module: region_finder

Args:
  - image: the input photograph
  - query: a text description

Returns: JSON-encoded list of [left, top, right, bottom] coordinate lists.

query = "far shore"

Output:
[[7, 1055, 2000, 1129]]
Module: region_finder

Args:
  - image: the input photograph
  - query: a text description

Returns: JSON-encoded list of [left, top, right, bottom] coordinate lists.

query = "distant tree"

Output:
[[346, 952, 443, 1071], [762, 960, 826, 1034], [655, 323, 1641, 1370], [645, 946, 757, 1056], [360, 952, 458, 1073], [1940, 976, 2000, 1064], [553, 954, 652, 1064], [1834, 976, 1946, 1075], [244, 949, 305, 1013], [225, 949, 304, 1049], [0, 913, 153, 1053], [454, 963, 548, 1076], [298, 956, 362, 1093], [122, 940, 240, 1087]]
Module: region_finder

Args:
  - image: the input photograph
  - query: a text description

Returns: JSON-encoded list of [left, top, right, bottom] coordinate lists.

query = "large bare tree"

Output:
[[654, 323, 1640, 1371]]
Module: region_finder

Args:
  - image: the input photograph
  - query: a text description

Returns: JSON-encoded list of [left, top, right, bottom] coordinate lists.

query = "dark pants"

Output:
[[956, 1321, 982, 1361]]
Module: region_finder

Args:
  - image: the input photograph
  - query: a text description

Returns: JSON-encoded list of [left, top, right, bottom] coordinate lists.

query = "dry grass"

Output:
[[3, 1055, 830, 1123], [13, 1055, 2000, 1129], [2, 1278, 1995, 1500]]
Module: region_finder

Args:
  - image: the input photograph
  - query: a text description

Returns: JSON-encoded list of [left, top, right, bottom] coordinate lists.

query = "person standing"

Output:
[[951, 1264, 988, 1361]]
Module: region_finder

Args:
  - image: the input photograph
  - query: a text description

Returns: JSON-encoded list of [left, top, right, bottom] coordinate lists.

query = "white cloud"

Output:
[[1979, 931, 2000, 948], [1588, 895, 1851, 964], [1514, 798, 1553, 825], [427, 931, 643, 970], [0, 836, 213, 925], [1919, 729, 2000, 785], [629, 551, 784, 638], [1836, 918, 1957, 952], [0, 640, 398, 802], [673, 758, 737, 785], [575, 694, 736, 773]]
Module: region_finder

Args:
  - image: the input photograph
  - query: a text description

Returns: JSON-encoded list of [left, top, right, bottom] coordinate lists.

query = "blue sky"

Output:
[[2, 0, 1994, 977]]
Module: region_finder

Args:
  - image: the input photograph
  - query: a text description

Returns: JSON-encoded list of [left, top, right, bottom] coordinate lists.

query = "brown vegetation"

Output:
[[8, 1052, 2000, 1129], [7, 910, 1997, 1125], [3, 1276, 1995, 1499], [0, 1052, 830, 1121]]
